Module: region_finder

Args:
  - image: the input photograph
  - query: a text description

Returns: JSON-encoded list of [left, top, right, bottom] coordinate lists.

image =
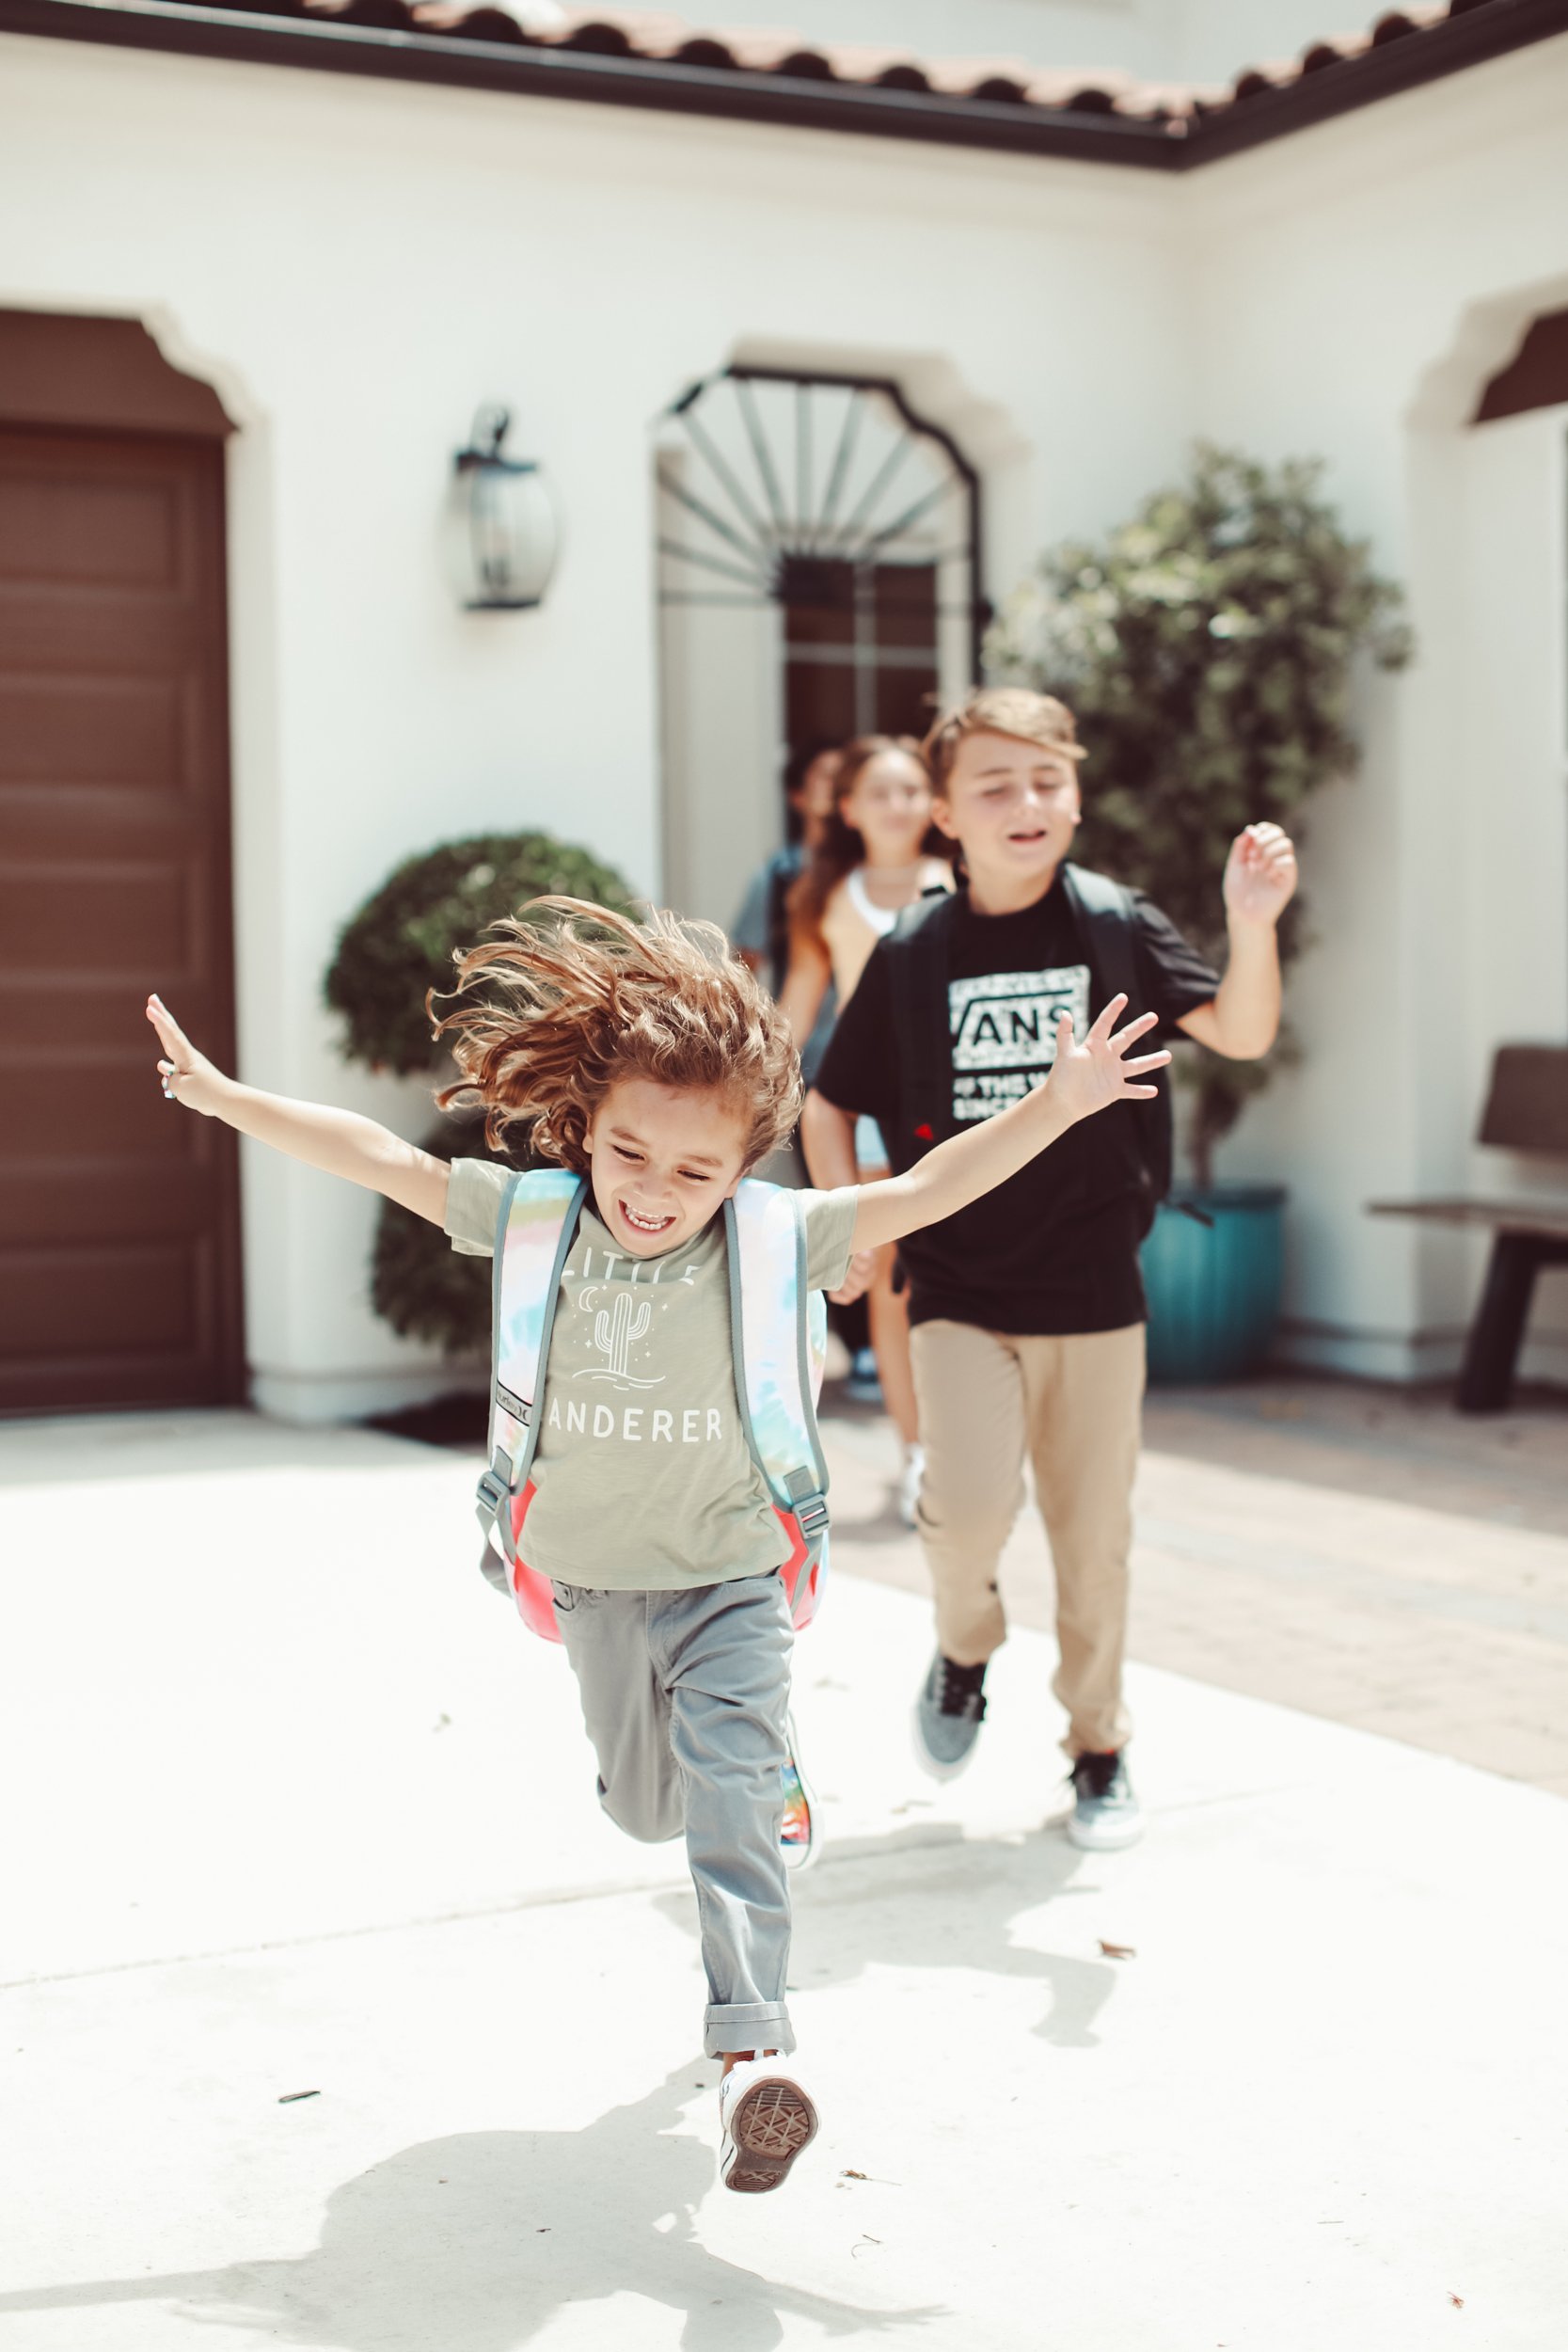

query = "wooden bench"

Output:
[[1370, 1045, 1568, 1413]]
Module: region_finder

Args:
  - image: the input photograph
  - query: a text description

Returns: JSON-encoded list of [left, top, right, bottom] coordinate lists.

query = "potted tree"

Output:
[[985, 445, 1410, 1380], [325, 831, 638, 1359]]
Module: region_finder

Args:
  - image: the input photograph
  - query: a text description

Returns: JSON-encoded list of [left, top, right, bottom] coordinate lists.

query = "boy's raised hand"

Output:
[[1223, 821, 1298, 929], [147, 995, 228, 1117], [1043, 997, 1170, 1125]]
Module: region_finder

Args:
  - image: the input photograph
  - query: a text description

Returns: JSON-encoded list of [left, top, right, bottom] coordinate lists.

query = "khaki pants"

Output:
[[909, 1319, 1146, 1758]]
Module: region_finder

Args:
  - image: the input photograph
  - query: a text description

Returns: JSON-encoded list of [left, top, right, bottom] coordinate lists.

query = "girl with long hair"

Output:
[[779, 736, 952, 1524], [145, 898, 1165, 2189]]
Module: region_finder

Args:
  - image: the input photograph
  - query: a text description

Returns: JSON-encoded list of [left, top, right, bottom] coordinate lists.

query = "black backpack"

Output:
[[879, 866, 1173, 1232]]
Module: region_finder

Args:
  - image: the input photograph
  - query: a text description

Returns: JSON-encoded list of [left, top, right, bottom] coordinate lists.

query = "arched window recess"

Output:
[[656, 365, 987, 746]]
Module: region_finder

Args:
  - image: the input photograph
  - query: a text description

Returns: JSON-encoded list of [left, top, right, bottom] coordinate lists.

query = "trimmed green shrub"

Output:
[[326, 829, 635, 1354], [369, 1116, 525, 1357], [325, 831, 640, 1077], [984, 445, 1411, 1186]]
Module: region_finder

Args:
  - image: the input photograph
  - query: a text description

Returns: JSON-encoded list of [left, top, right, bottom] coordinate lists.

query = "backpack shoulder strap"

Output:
[[1060, 863, 1140, 1009], [1059, 862, 1174, 1216], [725, 1180, 831, 1626], [880, 889, 958, 1148], [475, 1168, 586, 1566]]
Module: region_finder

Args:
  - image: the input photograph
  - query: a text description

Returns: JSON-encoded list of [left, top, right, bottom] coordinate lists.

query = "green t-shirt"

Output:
[[446, 1161, 858, 1590]]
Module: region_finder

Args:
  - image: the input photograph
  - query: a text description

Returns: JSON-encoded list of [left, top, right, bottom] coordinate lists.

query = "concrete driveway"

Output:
[[2, 1410, 1564, 2351]]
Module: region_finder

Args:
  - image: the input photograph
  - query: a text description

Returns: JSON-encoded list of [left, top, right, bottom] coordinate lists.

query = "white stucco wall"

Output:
[[0, 30, 1193, 1416], [1184, 36, 1568, 1384], [4, 22, 1566, 1414]]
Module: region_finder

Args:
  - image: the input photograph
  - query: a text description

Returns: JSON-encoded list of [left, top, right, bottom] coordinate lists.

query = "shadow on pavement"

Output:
[[0, 2066, 942, 2349], [658, 1824, 1119, 2050]]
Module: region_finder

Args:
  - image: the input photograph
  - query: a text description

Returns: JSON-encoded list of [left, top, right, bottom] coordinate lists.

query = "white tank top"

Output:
[[820, 861, 951, 1006]]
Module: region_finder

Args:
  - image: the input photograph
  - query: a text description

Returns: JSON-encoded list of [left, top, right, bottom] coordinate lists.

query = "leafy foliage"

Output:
[[985, 445, 1411, 1184], [325, 832, 640, 1076], [328, 828, 630, 1352], [370, 1116, 530, 1356]]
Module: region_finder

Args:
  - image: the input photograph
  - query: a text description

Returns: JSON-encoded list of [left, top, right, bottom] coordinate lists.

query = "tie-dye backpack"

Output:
[[474, 1171, 831, 1643]]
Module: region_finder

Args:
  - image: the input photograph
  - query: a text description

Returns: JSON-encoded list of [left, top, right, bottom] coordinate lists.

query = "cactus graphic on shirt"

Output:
[[593, 1291, 651, 1381]]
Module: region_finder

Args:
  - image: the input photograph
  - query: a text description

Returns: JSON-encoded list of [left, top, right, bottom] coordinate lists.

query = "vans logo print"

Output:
[[949, 964, 1091, 1123], [949, 967, 1091, 1072]]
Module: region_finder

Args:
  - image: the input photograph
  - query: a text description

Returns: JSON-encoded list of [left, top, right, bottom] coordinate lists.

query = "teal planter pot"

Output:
[[1142, 1184, 1287, 1385]]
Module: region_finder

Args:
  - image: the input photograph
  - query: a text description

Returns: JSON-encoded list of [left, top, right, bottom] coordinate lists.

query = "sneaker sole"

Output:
[[911, 1702, 980, 1785], [1066, 1812, 1145, 1852], [721, 2078, 818, 2194]]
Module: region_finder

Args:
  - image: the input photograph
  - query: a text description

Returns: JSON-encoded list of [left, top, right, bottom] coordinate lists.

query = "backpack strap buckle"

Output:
[[475, 1446, 517, 1558], [476, 1465, 512, 1520], [791, 1488, 829, 1538], [784, 1465, 829, 1544]]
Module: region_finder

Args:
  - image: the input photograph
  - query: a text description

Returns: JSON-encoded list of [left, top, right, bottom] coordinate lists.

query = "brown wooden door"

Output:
[[0, 426, 244, 1412]]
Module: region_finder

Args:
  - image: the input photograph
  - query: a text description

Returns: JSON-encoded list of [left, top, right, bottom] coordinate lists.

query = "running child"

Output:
[[803, 689, 1297, 1852], [145, 897, 1168, 2191]]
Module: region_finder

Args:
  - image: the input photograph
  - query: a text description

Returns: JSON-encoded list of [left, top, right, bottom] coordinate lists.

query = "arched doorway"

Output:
[[0, 310, 245, 1414], [655, 365, 986, 924]]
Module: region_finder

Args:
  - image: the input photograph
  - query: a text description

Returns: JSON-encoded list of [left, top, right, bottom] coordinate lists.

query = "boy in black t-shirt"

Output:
[[803, 688, 1297, 1849]]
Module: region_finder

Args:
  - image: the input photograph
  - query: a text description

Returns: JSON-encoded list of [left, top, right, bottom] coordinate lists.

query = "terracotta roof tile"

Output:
[[32, 0, 1567, 161], [385, 0, 1525, 129]]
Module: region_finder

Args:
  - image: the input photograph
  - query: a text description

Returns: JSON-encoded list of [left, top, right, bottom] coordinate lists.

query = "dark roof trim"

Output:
[[5, 0, 1568, 170], [0, 0, 1186, 163], [1188, 0, 1568, 165]]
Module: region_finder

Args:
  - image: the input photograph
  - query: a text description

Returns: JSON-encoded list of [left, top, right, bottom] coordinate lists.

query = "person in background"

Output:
[[732, 740, 843, 1088], [802, 689, 1296, 1852], [779, 737, 953, 1525]]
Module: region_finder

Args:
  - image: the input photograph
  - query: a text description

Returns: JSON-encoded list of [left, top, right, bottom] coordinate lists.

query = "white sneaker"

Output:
[[897, 1443, 925, 1529], [718, 2057, 818, 2194]]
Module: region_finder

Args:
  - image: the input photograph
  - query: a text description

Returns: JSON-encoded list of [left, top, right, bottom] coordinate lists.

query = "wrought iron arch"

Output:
[[656, 365, 988, 753]]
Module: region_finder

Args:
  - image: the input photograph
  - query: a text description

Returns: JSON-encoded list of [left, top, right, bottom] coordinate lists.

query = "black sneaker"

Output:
[[912, 1652, 988, 1781], [1066, 1750, 1143, 1851]]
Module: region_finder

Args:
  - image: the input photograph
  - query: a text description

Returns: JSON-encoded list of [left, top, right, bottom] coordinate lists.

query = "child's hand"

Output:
[[1043, 996, 1170, 1126], [1223, 822, 1298, 929], [831, 1248, 877, 1307], [146, 995, 229, 1117]]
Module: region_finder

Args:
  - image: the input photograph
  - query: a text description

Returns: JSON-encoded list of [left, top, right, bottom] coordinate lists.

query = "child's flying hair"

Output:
[[433, 897, 802, 1172]]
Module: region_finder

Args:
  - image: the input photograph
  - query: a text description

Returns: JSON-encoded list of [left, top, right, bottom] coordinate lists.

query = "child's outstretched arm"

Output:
[[847, 995, 1169, 1256], [146, 996, 451, 1226], [1178, 821, 1297, 1059]]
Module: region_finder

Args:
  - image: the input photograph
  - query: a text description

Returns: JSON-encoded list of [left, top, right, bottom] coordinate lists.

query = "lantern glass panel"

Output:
[[450, 457, 560, 610]]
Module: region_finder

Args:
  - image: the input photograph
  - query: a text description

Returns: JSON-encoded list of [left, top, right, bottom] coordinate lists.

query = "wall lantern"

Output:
[[450, 405, 560, 611]]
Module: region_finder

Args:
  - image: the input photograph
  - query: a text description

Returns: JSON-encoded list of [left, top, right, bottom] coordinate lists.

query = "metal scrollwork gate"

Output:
[[655, 365, 986, 915], [658, 364, 984, 748]]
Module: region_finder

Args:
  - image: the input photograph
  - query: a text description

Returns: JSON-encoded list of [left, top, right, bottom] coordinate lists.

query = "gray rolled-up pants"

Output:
[[549, 1572, 795, 2058]]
